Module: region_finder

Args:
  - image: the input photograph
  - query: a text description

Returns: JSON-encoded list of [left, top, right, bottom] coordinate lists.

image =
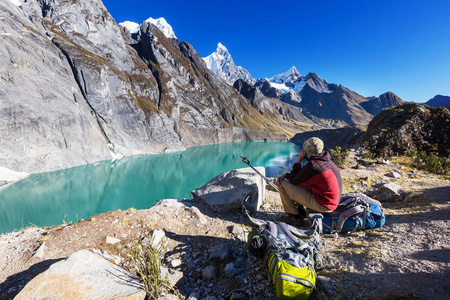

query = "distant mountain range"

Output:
[[202, 43, 405, 125], [425, 95, 450, 109]]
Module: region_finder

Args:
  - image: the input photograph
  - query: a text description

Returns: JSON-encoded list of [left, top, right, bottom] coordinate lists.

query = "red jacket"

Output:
[[287, 151, 342, 210]]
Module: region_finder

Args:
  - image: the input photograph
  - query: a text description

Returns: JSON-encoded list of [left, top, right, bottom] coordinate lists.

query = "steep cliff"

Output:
[[0, 0, 305, 174]]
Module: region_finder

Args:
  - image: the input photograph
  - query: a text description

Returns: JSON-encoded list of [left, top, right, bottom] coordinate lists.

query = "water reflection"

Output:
[[0, 142, 300, 234]]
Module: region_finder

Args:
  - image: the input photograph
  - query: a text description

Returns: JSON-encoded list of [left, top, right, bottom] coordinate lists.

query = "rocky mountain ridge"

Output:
[[204, 45, 404, 126], [0, 0, 320, 175]]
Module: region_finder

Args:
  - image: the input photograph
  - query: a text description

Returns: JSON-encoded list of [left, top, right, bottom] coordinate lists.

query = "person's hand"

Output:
[[275, 174, 286, 187], [296, 150, 306, 164]]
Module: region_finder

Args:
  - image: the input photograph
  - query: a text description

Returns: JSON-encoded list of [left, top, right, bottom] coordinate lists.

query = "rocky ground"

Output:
[[0, 152, 449, 299]]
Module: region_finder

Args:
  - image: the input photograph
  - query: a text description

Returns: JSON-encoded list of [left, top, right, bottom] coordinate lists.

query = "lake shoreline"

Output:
[[0, 141, 299, 235]]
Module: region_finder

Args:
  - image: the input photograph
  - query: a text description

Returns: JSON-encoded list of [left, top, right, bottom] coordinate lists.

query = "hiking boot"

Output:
[[278, 213, 305, 227], [298, 206, 307, 219]]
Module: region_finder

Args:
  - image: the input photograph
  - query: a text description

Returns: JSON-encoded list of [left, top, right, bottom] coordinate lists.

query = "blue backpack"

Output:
[[308, 191, 385, 234]]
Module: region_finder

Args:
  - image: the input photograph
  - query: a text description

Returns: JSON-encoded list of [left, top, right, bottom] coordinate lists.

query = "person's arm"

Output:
[[296, 150, 307, 164], [276, 151, 308, 186]]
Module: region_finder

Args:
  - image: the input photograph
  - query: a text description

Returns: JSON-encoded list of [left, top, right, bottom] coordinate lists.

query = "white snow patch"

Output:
[[8, 0, 22, 7], [119, 21, 140, 34], [0, 166, 29, 183], [145, 17, 177, 39], [269, 82, 291, 93], [269, 66, 301, 84], [107, 143, 123, 162]]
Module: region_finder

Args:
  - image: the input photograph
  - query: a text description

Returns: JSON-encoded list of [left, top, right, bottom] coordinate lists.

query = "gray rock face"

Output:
[[160, 266, 187, 288], [208, 243, 232, 263], [1, 0, 185, 174], [191, 167, 266, 213], [15, 250, 145, 300], [0, 0, 110, 173], [1, 0, 296, 174]]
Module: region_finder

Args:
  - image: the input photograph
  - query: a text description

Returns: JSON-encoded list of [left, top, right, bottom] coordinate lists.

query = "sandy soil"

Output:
[[0, 158, 449, 299]]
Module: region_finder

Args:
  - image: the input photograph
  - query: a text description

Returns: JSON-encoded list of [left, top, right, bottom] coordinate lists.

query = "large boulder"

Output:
[[191, 167, 266, 213], [15, 250, 145, 300]]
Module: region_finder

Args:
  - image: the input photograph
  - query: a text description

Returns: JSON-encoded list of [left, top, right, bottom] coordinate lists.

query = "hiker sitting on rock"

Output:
[[275, 137, 342, 226]]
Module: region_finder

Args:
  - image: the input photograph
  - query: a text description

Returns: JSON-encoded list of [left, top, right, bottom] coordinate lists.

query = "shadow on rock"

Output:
[[0, 258, 64, 299]]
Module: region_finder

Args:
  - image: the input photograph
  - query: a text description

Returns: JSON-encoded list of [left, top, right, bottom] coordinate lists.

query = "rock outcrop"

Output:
[[359, 103, 450, 157]]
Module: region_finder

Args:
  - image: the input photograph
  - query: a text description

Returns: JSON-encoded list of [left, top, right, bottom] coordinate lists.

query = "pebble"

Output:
[[105, 236, 121, 244], [170, 259, 182, 268]]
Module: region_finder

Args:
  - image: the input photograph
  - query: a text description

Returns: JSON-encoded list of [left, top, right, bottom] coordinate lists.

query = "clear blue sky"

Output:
[[102, 0, 450, 103]]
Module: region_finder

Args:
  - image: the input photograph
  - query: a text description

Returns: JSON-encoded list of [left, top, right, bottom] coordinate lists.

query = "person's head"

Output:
[[303, 137, 324, 157]]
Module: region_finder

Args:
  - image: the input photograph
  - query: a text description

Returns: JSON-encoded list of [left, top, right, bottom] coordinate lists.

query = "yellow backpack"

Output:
[[251, 221, 322, 299]]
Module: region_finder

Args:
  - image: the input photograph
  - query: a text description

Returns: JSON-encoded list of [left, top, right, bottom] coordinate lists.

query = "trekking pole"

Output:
[[241, 156, 279, 192]]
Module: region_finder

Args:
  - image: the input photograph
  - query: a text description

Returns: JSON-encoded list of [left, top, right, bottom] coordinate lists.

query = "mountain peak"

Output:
[[217, 42, 227, 51], [118, 21, 140, 34], [119, 17, 177, 39], [203, 43, 254, 85], [215, 42, 231, 59], [425, 94, 450, 109], [269, 66, 301, 84], [144, 17, 177, 39]]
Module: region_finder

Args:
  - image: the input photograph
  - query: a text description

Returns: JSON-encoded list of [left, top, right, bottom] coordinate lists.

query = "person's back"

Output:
[[289, 150, 342, 210], [276, 137, 342, 226]]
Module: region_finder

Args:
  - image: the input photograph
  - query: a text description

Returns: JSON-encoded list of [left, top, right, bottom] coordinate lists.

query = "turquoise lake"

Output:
[[0, 141, 301, 234]]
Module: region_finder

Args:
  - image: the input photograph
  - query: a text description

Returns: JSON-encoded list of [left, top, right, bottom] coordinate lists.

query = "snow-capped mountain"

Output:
[[256, 66, 308, 95], [119, 17, 177, 39], [119, 21, 140, 33], [203, 43, 254, 85], [269, 66, 301, 84], [255, 68, 331, 96], [145, 17, 177, 39]]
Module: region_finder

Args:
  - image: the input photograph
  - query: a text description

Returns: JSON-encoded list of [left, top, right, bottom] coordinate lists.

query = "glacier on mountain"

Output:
[[120, 17, 177, 39], [203, 43, 254, 85], [8, 0, 21, 7], [145, 17, 177, 39], [255, 66, 309, 95], [269, 66, 301, 84], [119, 21, 140, 34]]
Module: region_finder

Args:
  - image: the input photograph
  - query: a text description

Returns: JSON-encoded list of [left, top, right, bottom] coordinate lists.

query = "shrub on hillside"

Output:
[[412, 151, 450, 176], [330, 146, 350, 168]]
